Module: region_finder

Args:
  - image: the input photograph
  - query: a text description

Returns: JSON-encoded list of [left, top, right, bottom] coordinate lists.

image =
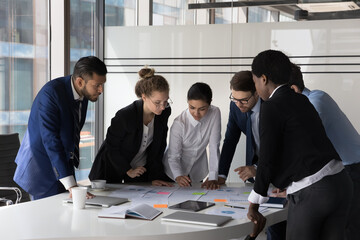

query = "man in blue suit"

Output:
[[14, 56, 107, 200], [218, 70, 261, 184]]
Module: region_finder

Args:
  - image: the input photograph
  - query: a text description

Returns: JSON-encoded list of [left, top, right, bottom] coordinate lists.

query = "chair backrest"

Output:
[[0, 133, 30, 203]]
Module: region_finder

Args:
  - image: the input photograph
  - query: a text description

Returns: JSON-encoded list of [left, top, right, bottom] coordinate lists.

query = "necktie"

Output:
[[245, 110, 255, 183], [73, 100, 81, 168]]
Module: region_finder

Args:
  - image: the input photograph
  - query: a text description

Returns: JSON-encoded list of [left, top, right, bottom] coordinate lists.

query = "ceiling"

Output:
[[188, 1, 360, 21]]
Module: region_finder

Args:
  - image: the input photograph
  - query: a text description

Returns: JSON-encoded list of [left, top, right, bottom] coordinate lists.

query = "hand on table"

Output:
[[151, 180, 174, 187], [234, 165, 257, 181], [270, 188, 287, 198], [175, 176, 192, 187], [127, 166, 147, 178], [201, 178, 220, 190], [217, 176, 226, 185]]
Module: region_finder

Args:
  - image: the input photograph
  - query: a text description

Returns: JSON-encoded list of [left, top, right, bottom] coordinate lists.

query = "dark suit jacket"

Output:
[[218, 102, 254, 177], [89, 100, 171, 183], [14, 75, 88, 197], [254, 85, 340, 196]]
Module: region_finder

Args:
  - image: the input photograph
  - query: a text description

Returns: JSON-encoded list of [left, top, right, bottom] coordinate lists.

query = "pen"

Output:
[[224, 204, 245, 209]]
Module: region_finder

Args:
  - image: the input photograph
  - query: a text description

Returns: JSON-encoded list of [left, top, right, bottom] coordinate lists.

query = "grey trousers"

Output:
[[286, 169, 353, 240]]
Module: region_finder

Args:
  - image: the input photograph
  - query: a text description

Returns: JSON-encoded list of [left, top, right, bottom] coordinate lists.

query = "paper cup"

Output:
[[72, 187, 87, 209], [91, 179, 106, 189]]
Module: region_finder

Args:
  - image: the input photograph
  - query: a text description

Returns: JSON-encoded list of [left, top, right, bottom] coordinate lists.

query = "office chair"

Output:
[[0, 133, 30, 206]]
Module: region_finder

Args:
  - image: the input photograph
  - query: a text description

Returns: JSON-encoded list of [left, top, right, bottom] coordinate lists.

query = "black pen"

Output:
[[224, 204, 246, 209]]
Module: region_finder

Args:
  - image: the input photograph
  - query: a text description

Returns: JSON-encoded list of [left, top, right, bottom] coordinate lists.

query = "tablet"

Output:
[[168, 200, 215, 212]]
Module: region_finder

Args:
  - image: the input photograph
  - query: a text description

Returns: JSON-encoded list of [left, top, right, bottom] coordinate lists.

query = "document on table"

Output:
[[108, 185, 154, 200], [206, 206, 268, 220], [168, 188, 208, 205]]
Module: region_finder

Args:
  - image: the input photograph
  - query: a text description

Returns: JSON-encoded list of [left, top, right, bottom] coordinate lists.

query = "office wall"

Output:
[[104, 19, 360, 182]]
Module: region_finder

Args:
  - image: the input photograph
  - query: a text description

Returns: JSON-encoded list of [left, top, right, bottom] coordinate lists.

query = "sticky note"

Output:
[[192, 192, 206, 195], [153, 204, 168, 208], [214, 199, 227, 202], [157, 192, 170, 195]]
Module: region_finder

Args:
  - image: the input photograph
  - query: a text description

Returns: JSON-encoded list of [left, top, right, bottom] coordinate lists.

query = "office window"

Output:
[[105, 0, 136, 26], [70, 0, 99, 180], [248, 7, 271, 23], [0, 0, 48, 141]]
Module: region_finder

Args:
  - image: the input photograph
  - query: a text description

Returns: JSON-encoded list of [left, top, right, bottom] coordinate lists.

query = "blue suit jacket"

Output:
[[218, 101, 253, 177], [13, 75, 88, 196]]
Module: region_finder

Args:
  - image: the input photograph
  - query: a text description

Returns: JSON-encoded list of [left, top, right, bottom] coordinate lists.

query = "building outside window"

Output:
[[0, 0, 48, 141]]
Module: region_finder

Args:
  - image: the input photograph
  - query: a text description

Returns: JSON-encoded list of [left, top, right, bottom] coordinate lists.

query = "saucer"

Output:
[[90, 187, 109, 192]]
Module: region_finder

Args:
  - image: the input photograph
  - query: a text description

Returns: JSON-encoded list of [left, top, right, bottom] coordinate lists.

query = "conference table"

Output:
[[0, 182, 287, 240]]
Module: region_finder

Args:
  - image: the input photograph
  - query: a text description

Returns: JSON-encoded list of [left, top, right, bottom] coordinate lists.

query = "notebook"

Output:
[[63, 195, 128, 208], [161, 211, 232, 227], [98, 203, 162, 220], [260, 197, 287, 209]]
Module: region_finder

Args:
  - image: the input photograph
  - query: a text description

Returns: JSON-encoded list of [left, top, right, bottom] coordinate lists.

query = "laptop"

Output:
[[63, 195, 128, 208], [161, 211, 232, 227]]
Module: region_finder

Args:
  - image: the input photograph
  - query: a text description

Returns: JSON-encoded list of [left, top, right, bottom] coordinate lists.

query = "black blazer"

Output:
[[89, 100, 171, 183], [254, 85, 340, 196]]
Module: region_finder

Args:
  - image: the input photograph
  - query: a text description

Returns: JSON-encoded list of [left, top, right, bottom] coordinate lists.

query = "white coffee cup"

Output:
[[91, 179, 106, 189], [71, 187, 87, 209]]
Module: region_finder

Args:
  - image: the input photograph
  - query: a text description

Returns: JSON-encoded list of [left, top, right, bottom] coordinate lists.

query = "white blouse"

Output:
[[130, 118, 154, 169], [163, 105, 221, 182]]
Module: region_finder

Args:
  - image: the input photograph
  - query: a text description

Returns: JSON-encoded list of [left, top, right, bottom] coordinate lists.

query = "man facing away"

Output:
[[289, 63, 360, 240], [248, 49, 352, 240], [14, 56, 107, 200]]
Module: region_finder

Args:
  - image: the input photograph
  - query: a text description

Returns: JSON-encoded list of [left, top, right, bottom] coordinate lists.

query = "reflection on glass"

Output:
[[70, 0, 96, 180], [0, 0, 48, 142], [105, 0, 136, 26]]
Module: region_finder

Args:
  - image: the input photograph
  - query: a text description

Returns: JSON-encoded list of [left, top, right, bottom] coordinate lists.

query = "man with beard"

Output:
[[14, 56, 107, 200]]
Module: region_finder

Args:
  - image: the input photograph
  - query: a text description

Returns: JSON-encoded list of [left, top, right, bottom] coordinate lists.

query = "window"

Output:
[[0, 0, 48, 141], [70, 0, 96, 180]]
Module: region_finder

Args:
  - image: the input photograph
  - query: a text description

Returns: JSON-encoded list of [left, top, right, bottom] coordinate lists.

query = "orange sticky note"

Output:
[[214, 199, 227, 202], [153, 204, 168, 208]]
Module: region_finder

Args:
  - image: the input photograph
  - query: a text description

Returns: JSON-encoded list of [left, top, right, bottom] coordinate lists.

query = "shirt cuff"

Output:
[[59, 175, 77, 190], [248, 189, 269, 204], [208, 171, 218, 181], [218, 174, 227, 180]]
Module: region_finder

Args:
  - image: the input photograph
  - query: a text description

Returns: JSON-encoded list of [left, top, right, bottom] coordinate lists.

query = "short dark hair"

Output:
[[251, 50, 291, 85], [230, 70, 255, 93], [288, 63, 305, 92], [187, 82, 212, 105], [72, 56, 107, 80]]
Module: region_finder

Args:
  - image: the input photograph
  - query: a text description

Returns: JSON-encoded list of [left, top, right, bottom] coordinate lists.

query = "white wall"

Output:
[[104, 19, 360, 182]]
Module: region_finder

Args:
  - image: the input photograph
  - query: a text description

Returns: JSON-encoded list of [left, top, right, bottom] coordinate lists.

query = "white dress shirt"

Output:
[[130, 118, 154, 168], [59, 78, 83, 190], [164, 105, 221, 182]]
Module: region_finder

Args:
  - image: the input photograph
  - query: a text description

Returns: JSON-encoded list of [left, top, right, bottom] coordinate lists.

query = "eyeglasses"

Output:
[[149, 98, 173, 109], [229, 93, 254, 104]]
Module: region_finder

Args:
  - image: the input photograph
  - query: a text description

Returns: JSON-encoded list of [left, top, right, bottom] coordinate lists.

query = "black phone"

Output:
[[168, 200, 215, 212]]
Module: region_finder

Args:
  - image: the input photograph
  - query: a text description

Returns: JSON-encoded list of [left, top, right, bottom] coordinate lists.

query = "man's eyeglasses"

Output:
[[150, 98, 173, 109], [229, 93, 254, 104]]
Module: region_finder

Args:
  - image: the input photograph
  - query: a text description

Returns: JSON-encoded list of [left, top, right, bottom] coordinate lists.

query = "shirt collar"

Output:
[[302, 87, 311, 97], [71, 76, 84, 101], [251, 97, 261, 113], [269, 84, 286, 99], [186, 109, 200, 127]]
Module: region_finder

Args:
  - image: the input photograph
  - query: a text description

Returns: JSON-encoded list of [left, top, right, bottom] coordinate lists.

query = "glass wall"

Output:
[[0, 0, 48, 141], [70, 0, 97, 180]]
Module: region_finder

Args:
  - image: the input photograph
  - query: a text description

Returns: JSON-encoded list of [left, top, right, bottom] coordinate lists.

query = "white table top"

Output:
[[0, 183, 287, 240]]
